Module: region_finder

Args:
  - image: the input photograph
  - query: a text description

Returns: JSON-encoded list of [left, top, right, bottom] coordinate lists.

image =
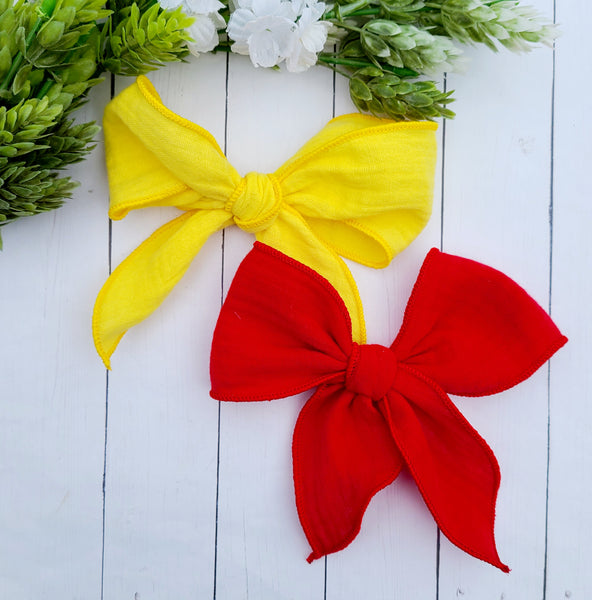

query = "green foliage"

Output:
[[349, 69, 455, 120], [423, 0, 556, 51], [0, 0, 194, 246], [103, 2, 192, 75], [321, 0, 556, 121]]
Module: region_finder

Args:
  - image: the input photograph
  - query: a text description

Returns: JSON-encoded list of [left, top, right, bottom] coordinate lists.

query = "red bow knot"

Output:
[[210, 243, 566, 571], [346, 343, 398, 400]]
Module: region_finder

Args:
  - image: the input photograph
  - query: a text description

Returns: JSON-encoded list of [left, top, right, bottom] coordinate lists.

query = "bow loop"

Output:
[[345, 343, 398, 400], [210, 243, 353, 402], [391, 249, 568, 396], [228, 172, 282, 233]]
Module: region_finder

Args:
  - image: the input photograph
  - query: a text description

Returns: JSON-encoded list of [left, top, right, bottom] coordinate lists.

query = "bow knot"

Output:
[[346, 343, 398, 400], [227, 172, 282, 233]]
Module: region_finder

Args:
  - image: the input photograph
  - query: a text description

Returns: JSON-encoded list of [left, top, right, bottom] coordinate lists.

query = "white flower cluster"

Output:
[[228, 0, 332, 72], [159, 0, 226, 55], [158, 0, 332, 72]]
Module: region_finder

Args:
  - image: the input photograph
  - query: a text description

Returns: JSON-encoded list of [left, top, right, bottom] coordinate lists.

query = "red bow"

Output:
[[210, 243, 567, 571]]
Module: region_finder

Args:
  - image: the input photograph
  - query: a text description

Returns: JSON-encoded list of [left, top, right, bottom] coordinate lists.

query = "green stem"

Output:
[[212, 41, 232, 53], [317, 54, 418, 78], [324, 0, 371, 20], [317, 61, 352, 81], [0, 0, 57, 92], [334, 22, 363, 33], [35, 79, 53, 99], [339, 8, 381, 17]]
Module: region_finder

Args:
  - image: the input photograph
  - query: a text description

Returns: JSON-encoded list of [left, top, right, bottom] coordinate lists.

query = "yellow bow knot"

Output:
[[228, 172, 282, 233], [93, 75, 438, 368]]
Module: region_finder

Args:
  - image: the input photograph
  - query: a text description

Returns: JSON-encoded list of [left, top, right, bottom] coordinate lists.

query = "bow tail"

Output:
[[93, 210, 232, 368], [381, 365, 510, 572], [293, 383, 404, 562], [258, 206, 367, 344]]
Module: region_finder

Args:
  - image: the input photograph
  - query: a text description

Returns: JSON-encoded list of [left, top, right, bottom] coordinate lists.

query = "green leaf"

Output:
[[439, 107, 456, 119], [413, 81, 437, 92], [12, 65, 32, 95], [361, 31, 391, 58], [387, 34, 417, 51], [0, 3, 14, 27], [372, 84, 396, 98], [405, 92, 433, 107], [15, 26, 26, 55], [354, 66, 384, 78], [385, 51, 404, 68], [5, 107, 18, 130], [54, 6, 77, 28], [365, 20, 401, 37], [17, 102, 33, 125], [0, 147, 18, 157], [0, 46, 12, 79], [350, 78, 373, 102], [375, 74, 401, 86], [384, 98, 408, 115], [39, 20, 65, 47], [394, 81, 415, 94], [367, 97, 384, 115]]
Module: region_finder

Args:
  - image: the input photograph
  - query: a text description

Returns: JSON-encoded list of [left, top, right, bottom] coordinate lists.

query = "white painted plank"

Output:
[[2, 3, 590, 596], [0, 83, 109, 597], [324, 74, 442, 600], [439, 0, 555, 594], [215, 57, 333, 599], [101, 55, 227, 598], [547, 1, 592, 597]]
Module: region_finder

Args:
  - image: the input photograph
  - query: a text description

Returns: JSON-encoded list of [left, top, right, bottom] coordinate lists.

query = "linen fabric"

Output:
[[210, 242, 567, 571], [93, 75, 438, 367]]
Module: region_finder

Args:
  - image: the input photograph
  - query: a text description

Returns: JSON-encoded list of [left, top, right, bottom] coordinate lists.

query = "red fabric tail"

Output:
[[380, 364, 509, 572], [293, 383, 404, 560]]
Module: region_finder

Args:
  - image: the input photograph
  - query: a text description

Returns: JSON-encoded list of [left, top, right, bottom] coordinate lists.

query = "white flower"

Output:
[[227, 0, 298, 68], [285, 2, 332, 73], [187, 10, 226, 54], [158, 0, 225, 56], [158, 0, 183, 9], [184, 0, 224, 13]]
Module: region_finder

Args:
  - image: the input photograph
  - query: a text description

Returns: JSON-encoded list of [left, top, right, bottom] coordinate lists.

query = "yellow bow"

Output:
[[93, 75, 438, 368]]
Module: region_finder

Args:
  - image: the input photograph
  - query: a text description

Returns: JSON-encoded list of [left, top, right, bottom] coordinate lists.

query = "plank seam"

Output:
[[100, 72, 116, 600], [213, 50, 231, 600], [542, 1, 557, 597], [436, 72, 447, 600]]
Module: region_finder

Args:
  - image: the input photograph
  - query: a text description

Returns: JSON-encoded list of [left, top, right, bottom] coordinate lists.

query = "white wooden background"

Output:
[[1, 0, 590, 597]]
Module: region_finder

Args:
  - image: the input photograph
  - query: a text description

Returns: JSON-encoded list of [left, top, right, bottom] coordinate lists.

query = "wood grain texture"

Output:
[[324, 74, 443, 600], [215, 55, 332, 600], [0, 1, 590, 596], [101, 56, 227, 598], [547, 1, 592, 598], [438, 1, 555, 595], [0, 83, 109, 597]]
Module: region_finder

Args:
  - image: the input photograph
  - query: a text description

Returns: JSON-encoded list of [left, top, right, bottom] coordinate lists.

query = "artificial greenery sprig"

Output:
[[182, 0, 554, 121], [316, 0, 556, 121], [0, 0, 192, 247]]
